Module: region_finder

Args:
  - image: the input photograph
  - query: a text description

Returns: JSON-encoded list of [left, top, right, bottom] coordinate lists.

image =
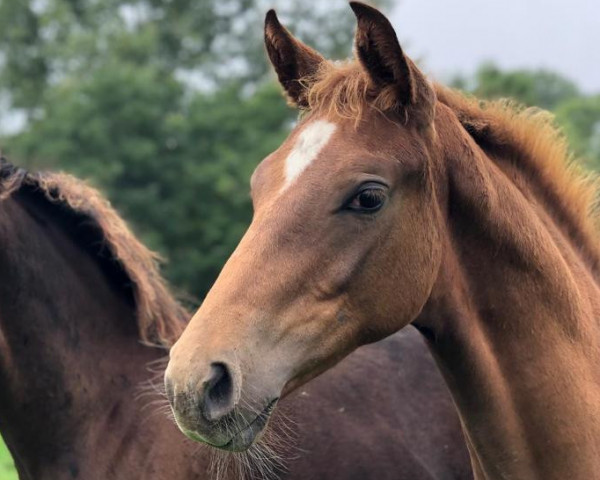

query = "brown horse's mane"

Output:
[[0, 159, 187, 347], [304, 60, 600, 273]]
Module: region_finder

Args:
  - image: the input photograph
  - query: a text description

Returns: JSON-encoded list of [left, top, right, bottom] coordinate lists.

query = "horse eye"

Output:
[[347, 186, 386, 213]]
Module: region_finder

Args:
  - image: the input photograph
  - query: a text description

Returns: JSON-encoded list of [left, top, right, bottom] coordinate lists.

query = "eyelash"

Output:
[[344, 183, 387, 213]]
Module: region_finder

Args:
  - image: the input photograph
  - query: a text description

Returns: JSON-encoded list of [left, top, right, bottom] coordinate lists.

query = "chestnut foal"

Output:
[[0, 160, 470, 479], [166, 3, 600, 479]]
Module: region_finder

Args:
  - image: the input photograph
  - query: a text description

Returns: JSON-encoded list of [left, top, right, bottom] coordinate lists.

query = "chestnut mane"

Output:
[[304, 60, 600, 273], [0, 158, 187, 346]]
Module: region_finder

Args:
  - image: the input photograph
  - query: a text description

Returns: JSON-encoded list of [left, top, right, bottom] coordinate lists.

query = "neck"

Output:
[[419, 108, 600, 479], [0, 194, 206, 479]]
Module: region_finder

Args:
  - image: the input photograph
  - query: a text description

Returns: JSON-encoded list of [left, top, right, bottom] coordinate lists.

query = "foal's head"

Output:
[[166, 3, 445, 450]]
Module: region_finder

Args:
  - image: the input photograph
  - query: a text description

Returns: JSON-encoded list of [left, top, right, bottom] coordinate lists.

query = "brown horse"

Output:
[[166, 3, 600, 479], [0, 158, 471, 479]]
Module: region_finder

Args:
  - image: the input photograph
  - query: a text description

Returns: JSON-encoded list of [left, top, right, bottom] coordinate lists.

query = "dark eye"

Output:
[[346, 185, 387, 213]]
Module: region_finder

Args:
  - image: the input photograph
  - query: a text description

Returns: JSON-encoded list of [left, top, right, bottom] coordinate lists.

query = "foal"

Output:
[[166, 3, 600, 479], [0, 160, 470, 479]]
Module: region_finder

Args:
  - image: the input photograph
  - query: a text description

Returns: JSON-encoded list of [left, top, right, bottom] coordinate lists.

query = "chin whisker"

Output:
[[203, 403, 299, 480]]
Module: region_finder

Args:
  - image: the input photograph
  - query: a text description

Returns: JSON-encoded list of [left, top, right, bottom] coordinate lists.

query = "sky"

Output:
[[389, 0, 599, 92]]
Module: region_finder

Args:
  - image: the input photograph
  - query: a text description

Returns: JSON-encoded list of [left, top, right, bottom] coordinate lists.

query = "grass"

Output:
[[0, 439, 16, 480]]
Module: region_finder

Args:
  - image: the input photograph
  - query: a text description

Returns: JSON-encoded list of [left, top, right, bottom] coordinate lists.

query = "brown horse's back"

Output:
[[279, 328, 470, 479]]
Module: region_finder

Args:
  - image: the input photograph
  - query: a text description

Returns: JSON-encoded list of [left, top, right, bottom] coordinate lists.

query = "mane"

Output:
[[304, 61, 390, 120], [434, 85, 600, 275], [0, 158, 188, 347], [304, 60, 600, 274]]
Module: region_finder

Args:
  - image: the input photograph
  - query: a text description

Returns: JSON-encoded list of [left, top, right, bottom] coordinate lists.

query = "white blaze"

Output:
[[282, 120, 337, 191]]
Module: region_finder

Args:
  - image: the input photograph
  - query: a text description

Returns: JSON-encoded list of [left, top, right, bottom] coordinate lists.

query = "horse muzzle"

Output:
[[164, 358, 279, 451]]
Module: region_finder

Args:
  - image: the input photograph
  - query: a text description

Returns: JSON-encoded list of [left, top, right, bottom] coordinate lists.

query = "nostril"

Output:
[[203, 362, 234, 421]]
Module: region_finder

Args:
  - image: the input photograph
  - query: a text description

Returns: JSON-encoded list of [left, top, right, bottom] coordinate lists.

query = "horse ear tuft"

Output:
[[264, 10, 325, 108]]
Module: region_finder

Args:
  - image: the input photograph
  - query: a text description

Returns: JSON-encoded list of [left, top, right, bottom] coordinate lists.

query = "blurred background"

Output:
[[0, 0, 597, 476]]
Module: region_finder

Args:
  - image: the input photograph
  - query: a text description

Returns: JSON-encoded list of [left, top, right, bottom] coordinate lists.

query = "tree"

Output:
[[0, 0, 243, 113], [453, 62, 580, 110], [555, 95, 600, 169], [0, 0, 390, 118]]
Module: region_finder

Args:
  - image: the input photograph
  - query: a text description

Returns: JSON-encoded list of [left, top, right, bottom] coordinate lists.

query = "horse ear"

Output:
[[264, 10, 326, 108], [349, 2, 435, 125]]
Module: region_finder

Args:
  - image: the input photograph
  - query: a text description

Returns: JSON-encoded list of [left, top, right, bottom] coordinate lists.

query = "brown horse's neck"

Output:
[[417, 105, 600, 479], [0, 193, 206, 479]]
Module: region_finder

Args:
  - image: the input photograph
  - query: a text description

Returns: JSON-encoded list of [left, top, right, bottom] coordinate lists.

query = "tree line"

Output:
[[0, 0, 598, 305]]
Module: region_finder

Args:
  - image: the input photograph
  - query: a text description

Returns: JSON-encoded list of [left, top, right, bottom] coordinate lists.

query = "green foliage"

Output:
[[0, 0, 390, 117], [453, 63, 580, 110], [0, 439, 15, 480], [0, 0, 241, 111], [555, 95, 600, 169]]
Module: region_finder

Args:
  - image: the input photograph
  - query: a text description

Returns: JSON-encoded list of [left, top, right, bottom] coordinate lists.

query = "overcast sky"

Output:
[[389, 0, 599, 92]]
